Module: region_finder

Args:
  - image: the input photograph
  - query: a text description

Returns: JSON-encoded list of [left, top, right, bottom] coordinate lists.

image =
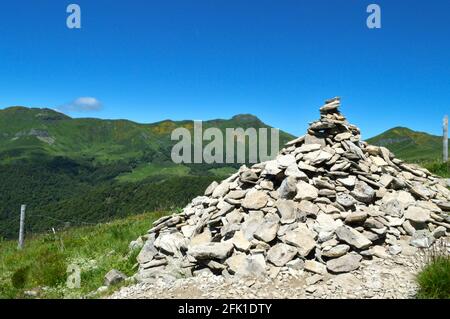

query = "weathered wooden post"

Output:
[[18, 205, 26, 250], [444, 115, 448, 162]]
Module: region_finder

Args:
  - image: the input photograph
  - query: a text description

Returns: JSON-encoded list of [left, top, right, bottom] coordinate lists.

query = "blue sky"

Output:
[[0, 0, 449, 138]]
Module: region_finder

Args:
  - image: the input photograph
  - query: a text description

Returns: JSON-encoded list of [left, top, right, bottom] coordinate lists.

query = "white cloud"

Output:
[[58, 97, 103, 112]]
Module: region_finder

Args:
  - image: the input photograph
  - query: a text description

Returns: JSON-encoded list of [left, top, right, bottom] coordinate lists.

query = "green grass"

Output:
[[422, 160, 450, 178], [116, 163, 191, 182], [208, 166, 238, 177], [417, 256, 450, 299], [0, 211, 169, 299]]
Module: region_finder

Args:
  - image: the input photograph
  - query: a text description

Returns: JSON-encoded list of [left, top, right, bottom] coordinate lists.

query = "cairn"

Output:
[[134, 97, 450, 280]]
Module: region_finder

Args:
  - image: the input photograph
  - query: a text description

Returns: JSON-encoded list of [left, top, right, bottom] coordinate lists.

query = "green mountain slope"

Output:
[[0, 106, 295, 239], [0, 107, 293, 164], [367, 127, 449, 162]]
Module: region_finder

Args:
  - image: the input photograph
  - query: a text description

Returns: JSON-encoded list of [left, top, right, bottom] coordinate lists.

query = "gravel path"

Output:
[[109, 250, 423, 299]]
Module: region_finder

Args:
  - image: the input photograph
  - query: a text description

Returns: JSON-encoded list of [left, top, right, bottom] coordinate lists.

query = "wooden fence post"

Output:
[[444, 115, 448, 162], [18, 205, 26, 250]]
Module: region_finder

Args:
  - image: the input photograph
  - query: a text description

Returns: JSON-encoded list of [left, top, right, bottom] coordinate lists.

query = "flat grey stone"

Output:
[[326, 253, 362, 274], [267, 243, 298, 267], [335, 225, 372, 250]]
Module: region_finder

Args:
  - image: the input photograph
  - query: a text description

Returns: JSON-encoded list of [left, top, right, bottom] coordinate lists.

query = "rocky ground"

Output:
[[110, 238, 427, 299]]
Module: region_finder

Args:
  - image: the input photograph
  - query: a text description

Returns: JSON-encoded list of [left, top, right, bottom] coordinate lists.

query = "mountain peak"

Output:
[[368, 126, 448, 161], [231, 114, 261, 122], [0, 106, 70, 120], [387, 126, 414, 133]]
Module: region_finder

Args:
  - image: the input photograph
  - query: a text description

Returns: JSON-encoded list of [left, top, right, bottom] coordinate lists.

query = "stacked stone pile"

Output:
[[135, 97, 450, 280]]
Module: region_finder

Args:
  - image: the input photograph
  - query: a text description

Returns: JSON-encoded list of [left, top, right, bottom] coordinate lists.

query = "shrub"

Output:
[[416, 240, 450, 299], [11, 266, 30, 289], [417, 256, 450, 299], [30, 248, 67, 287], [423, 160, 449, 178]]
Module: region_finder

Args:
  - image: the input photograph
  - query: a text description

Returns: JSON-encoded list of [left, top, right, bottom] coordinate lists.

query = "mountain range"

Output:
[[0, 106, 448, 239], [0, 107, 292, 165], [0, 107, 294, 239], [1, 107, 447, 165]]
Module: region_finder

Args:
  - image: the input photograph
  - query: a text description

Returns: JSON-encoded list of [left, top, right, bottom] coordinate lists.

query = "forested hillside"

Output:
[[0, 107, 294, 239]]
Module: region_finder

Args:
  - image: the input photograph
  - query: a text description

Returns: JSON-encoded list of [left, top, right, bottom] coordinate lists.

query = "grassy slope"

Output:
[[0, 107, 176, 163], [0, 211, 168, 299], [422, 161, 450, 178], [0, 107, 295, 165], [115, 163, 191, 182], [367, 127, 449, 162], [367, 126, 449, 178]]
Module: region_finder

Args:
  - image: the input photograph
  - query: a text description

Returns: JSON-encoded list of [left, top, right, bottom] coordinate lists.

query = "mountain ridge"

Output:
[[367, 126, 449, 161], [0, 106, 295, 164], [0, 106, 269, 128], [1, 106, 447, 163]]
